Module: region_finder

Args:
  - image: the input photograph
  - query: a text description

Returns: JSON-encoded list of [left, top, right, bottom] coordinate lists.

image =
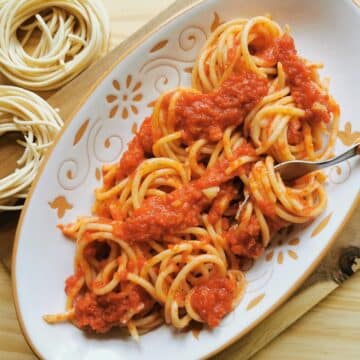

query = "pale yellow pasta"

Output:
[[0, 86, 63, 210], [0, 0, 110, 90]]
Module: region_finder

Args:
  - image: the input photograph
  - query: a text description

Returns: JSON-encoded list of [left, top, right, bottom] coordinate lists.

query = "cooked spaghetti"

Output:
[[44, 16, 339, 338]]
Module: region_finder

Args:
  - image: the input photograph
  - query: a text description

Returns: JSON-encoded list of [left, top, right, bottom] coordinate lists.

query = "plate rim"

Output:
[[11, 0, 360, 359]]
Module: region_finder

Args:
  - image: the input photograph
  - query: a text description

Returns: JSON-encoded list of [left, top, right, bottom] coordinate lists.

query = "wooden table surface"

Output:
[[0, 1, 359, 359]]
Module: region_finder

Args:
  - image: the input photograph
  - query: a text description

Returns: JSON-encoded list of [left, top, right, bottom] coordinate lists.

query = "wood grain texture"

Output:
[[256, 272, 360, 360], [0, 263, 33, 359], [0, 135, 24, 181], [0, 0, 359, 359]]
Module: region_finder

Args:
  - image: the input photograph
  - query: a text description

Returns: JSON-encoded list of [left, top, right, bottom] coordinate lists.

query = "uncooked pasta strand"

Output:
[[0, 85, 63, 211], [0, 0, 110, 91]]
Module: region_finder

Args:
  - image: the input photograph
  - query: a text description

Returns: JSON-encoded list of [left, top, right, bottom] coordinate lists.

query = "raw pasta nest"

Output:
[[0, 0, 110, 91], [0, 85, 63, 210]]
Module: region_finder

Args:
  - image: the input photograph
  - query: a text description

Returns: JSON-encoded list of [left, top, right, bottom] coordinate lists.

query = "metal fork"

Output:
[[237, 143, 359, 215], [275, 143, 360, 181]]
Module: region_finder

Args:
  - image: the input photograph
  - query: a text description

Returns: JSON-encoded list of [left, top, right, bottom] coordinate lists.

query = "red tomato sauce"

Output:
[[249, 26, 278, 66], [255, 198, 276, 218], [287, 118, 303, 145], [72, 286, 153, 333], [263, 34, 334, 124], [97, 70, 267, 219], [196, 142, 256, 189], [117, 184, 206, 242], [208, 185, 237, 224], [225, 215, 263, 259], [227, 38, 240, 64], [93, 197, 115, 219], [65, 271, 83, 295], [190, 276, 235, 327], [115, 117, 153, 182], [83, 241, 111, 269], [176, 71, 268, 143], [94, 117, 154, 219], [114, 142, 256, 243], [267, 216, 289, 233]]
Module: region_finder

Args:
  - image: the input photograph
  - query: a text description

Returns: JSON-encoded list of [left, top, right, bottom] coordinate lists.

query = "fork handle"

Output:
[[318, 143, 360, 170]]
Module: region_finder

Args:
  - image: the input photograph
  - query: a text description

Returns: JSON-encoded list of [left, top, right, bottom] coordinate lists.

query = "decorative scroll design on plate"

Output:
[[95, 168, 101, 182], [141, 25, 207, 94], [245, 229, 301, 295], [210, 12, 223, 32], [246, 213, 333, 298], [246, 293, 265, 311], [150, 40, 169, 53], [106, 76, 143, 120], [139, 13, 224, 97], [246, 229, 298, 294], [141, 62, 182, 94], [338, 121, 360, 146], [147, 99, 157, 108], [131, 122, 138, 134], [57, 117, 123, 190], [73, 119, 90, 146], [329, 121, 357, 185], [48, 196, 73, 218], [311, 212, 333, 237], [328, 160, 352, 184], [245, 256, 274, 294], [266, 236, 300, 266]]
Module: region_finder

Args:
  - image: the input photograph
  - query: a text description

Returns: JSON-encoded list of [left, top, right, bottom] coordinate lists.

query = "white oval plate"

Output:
[[13, 0, 360, 359]]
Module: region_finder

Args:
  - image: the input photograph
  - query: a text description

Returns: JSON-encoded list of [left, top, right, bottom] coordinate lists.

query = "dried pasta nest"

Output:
[[0, 0, 110, 91], [0, 86, 63, 211]]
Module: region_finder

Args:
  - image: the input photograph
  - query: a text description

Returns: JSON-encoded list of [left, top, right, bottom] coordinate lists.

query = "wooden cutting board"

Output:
[[0, 0, 359, 359]]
